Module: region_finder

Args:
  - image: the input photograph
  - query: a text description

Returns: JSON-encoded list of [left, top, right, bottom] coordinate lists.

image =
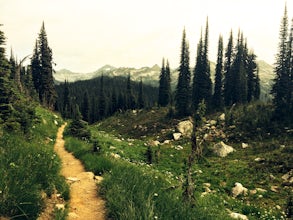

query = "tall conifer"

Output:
[[213, 35, 224, 109], [175, 28, 191, 117]]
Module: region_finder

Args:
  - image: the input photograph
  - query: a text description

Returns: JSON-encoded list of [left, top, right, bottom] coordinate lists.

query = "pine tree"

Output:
[[192, 19, 212, 111], [98, 75, 106, 120], [81, 90, 90, 122], [271, 5, 291, 120], [289, 19, 293, 119], [126, 74, 136, 109], [138, 78, 145, 109], [158, 58, 171, 107], [254, 67, 261, 100], [213, 35, 224, 109], [223, 30, 234, 106], [246, 51, 258, 102], [31, 22, 57, 109], [175, 28, 191, 117], [0, 25, 13, 122]]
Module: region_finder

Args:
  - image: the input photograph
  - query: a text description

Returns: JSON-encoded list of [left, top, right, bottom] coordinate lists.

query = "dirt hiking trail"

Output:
[[54, 123, 105, 220]]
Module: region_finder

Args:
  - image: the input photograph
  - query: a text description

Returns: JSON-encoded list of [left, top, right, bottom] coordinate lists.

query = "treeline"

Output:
[[55, 75, 158, 123], [157, 18, 260, 117]]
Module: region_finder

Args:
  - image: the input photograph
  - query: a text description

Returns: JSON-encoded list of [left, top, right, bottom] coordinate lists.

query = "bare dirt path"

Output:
[[54, 123, 106, 220]]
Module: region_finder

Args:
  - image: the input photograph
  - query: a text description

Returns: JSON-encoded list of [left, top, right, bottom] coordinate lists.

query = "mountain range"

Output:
[[54, 60, 274, 100]]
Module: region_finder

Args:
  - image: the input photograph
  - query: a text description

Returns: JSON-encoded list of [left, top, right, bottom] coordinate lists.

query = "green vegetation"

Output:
[[0, 107, 69, 219], [64, 104, 291, 219]]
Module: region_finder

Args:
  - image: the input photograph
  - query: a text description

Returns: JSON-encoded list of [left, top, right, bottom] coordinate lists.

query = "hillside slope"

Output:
[[54, 60, 274, 100]]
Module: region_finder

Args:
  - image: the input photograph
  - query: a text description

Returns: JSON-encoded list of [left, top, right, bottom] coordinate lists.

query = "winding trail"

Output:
[[54, 123, 105, 220]]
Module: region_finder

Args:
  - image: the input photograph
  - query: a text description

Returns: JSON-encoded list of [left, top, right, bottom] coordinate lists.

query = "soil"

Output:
[[39, 123, 106, 220]]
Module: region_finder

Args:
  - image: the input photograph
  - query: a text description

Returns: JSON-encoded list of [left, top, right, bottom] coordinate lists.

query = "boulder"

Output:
[[229, 212, 248, 220], [150, 140, 161, 146], [55, 204, 65, 210], [241, 143, 249, 148], [254, 157, 265, 162], [175, 145, 183, 150], [231, 182, 248, 198], [173, 133, 182, 141], [218, 113, 225, 121], [212, 141, 235, 157], [163, 140, 171, 144], [209, 120, 217, 126], [177, 120, 193, 137]]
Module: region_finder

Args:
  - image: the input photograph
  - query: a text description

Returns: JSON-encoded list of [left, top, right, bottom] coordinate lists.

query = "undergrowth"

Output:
[[0, 106, 69, 219]]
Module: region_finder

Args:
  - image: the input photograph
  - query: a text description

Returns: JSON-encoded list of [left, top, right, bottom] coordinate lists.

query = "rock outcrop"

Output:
[[212, 141, 235, 157]]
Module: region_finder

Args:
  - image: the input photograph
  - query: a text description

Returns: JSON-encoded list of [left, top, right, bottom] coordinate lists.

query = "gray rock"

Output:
[[177, 120, 193, 137], [231, 182, 248, 198], [242, 143, 249, 148], [218, 113, 225, 121], [229, 212, 248, 220], [212, 141, 235, 157], [173, 133, 182, 141]]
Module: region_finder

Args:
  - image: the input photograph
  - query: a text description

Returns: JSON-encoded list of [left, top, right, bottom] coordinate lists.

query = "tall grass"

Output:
[[0, 107, 69, 219]]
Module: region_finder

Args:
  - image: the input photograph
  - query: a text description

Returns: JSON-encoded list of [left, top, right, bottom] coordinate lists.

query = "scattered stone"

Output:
[[209, 120, 217, 126], [229, 125, 236, 129], [254, 157, 265, 162], [55, 204, 65, 210], [276, 205, 281, 210], [229, 212, 248, 220], [282, 170, 293, 186], [280, 145, 285, 148], [177, 120, 193, 137], [163, 140, 171, 144], [249, 189, 257, 195], [269, 174, 276, 180], [211, 125, 216, 130], [54, 120, 58, 125], [242, 143, 249, 149], [114, 138, 122, 142], [232, 182, 248, 198], [203, 133, 213, 141], [203, 183, 211, 188], [110, 153, 121, 159], [150, 140, 161, 147], [256, 188, 267, 193], [270, 185, 279, 193], [173, 132, 182, 141], [212, 141, 235, 157], [175, 145, 183, 150], [218, 113, 225, 121], [109, 146, 116, 150]]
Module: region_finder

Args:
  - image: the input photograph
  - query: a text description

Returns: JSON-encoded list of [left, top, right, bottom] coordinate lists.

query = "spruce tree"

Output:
[[223, 31, 234, 106], [246, 51, 258, 102], [213, 35, 224, 109], [0, 25, 13, 122], [271, 5, 291, 120], [98, 75, 106, 120], [192, 19, 212, 111], [158, 58, 166, 106], [158, 58, 171, 107], [82, 90, 90, 122], [254, 67, 261, 100], [62, 80, 71, 118], [126, 74, 136, 109], [138, 78, 145, 109], [31, 22, 57, 109], [175, 28, 191, 117]]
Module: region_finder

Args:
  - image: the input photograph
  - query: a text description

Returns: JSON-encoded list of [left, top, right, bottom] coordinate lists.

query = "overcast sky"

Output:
[[1, 0, 292, 72]]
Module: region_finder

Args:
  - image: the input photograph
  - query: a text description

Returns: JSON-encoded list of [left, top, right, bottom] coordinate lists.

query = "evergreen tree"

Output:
[[289, 19, 293, 119], [0, 25, 13, 122], [110, 90, 117, 115], [81, 90, 90, 122], [230, 31, 247, 104], [126, 74, 136, 109], [138, 78, 145, 109], [223, 30, 234, 106], [246, 51, 258, 102], [192, 19, 212, 111], [213, 35, 224, 109], [175, 28, 191, 117], [158, 58, 166, 106], [271, 6, 291, 120], [9, 48, 17, 80], [158, 58, 171, 107], [98, 75, 106, 119], [254, 67, 261, 100], [31, 22, 57, 109], [62, 80, 71, 118]]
